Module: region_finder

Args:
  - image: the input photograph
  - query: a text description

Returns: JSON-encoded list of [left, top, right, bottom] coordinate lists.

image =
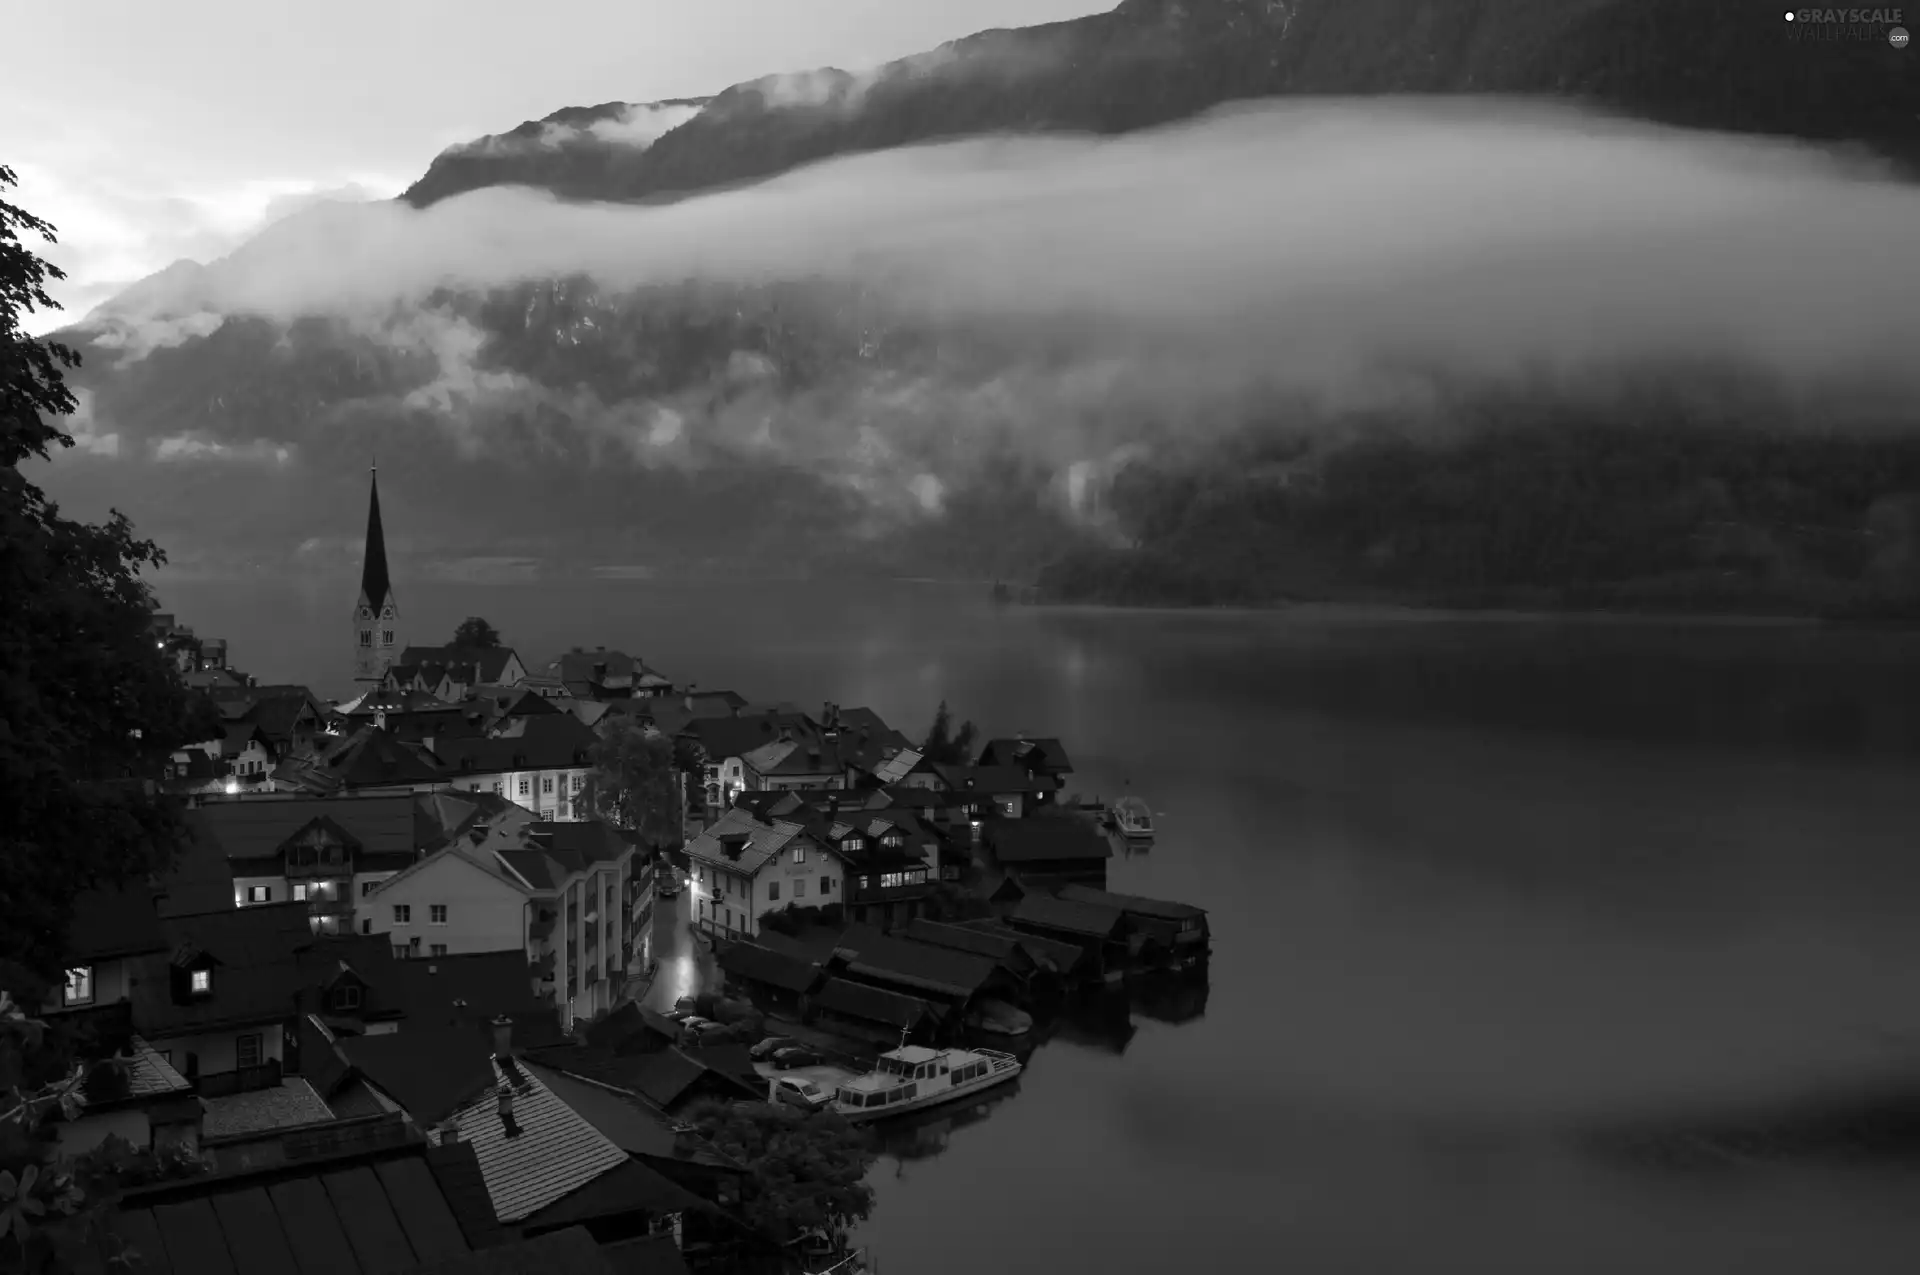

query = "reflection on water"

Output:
[[870, 1082, 1027, 1168], [1130, 971, 1209, 1026]]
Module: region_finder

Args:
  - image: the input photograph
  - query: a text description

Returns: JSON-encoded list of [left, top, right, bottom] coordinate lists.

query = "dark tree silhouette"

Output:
[[451, 616, 501, 648], [584, 718, 683, 850], [682, 1098, 876, 1245], [920, 700, 979, 766], [1, 163, 216, 1273]]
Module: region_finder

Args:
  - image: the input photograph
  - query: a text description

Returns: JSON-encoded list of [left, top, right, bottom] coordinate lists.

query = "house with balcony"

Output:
[[429, 713, 599, 821], [180, 793, 430, 934], [365, 819, 643, 1027], [683, 808, 842, 942], [134, 901, 318, 1095]]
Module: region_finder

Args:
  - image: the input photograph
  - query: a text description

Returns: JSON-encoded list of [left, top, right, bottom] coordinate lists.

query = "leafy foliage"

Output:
[[585, 718, 683, 849], [450, 616, 501, 648], [919, 701, 978, 766], [2, 172, 214, 1272], [682, 1098, 876, 1245]]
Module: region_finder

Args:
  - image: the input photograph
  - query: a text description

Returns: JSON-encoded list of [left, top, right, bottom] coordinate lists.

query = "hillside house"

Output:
[[430, 713, 599, 821]]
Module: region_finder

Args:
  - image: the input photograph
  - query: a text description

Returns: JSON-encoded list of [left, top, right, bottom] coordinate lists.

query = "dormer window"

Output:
[[331, 985, 363, 1012], [63, 967, 94, 1007], [190, 969, 212, 995]]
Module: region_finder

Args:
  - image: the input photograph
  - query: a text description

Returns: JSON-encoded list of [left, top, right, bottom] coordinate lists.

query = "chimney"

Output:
[[438, 1118, 462, 1145], [498, 1085, 520, 1138], [492, 1014, 513, 1058]]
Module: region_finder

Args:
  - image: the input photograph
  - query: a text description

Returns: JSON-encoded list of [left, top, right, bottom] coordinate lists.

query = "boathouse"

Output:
[[807, 977, 945, 1044], [1055, 885, 1211, 970], [900, 918, 1038, 990], [980, 814, 1112, 889], [955, 919, 1089, 990], [715, 940, 824, 1015], [819, 924, 1008, 1033], [1000, 894, 1128, 982]]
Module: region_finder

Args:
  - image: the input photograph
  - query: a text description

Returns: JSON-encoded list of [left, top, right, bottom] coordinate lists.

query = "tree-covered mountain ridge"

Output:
[[39, 0, 1919, 612]]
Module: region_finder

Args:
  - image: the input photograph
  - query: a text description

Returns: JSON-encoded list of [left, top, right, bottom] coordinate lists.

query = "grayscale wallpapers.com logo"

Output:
[[1784, 7, 1910, 44]]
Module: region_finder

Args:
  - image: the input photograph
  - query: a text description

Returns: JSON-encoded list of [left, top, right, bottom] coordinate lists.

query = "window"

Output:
[[361, 880, 379, 896], [358, 630, 372, 648], [820, 877, 833, 893], [245, 885, 271, 903], [791, 845, 806, 865], [492, 780, 503, 795], [430, 904, 447, 925], [844, 836, 864, 852], [572, 774, 585, 791], [518, 777, 530, 796], [62, 967, 94, 1007], [361, 918, 373, 935], [292, 883, 309, 902], [409, 937, 421, 953], [794, 878, 806, 899], [236, 1034, 263, 1068], [543, 776, 554, 794], [768, 880, 781, 901], [380, 629, 394, 645], [331, 985, 362, 1011], [190, 969, 212, 995], [430, 944, 448, 957], [392, 904, 411, 924], [392, 944, 410, 960]]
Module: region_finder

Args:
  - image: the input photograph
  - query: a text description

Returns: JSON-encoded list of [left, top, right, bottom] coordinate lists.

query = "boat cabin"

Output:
[[833, 1045, 996, 1113]]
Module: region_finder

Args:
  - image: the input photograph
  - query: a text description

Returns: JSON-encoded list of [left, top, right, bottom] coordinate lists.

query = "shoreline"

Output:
[[1013, 598, 1839, 628]]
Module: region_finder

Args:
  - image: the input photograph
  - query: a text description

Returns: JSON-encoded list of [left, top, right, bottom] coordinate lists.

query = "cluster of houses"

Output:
[[44, 867, 785, 1273]]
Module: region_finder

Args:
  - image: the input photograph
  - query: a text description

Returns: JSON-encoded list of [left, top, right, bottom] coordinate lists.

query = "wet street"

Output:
[[630, 884, 721, 1014]]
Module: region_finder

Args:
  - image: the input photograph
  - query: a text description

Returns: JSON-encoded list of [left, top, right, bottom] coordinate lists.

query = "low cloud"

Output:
[[70, 99, 1920, 515], [152, 434, 294, 465]]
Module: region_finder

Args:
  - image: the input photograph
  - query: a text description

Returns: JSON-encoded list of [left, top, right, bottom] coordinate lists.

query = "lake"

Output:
[[153, 573, 1920, 1274]]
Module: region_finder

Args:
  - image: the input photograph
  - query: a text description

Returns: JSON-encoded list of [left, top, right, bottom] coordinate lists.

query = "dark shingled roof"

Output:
[[958, 920, 1086, 976], [831, 925, 998, 999], [716, 941, 823, 994], [900, 918, 1024, 965], [431, 715, 597, 775], [411, 1225, 621, 1275], [1007, 893, 1124, 939], [984, 815, 1113, 864], [976, 736, 1075, 773], [387, 952, 557, 1034], [811, 977, 938, 1030], [136, 903, 317, 1039], [109, 1136, 490, 1275], [185, 794, 420, 862], [336, 1027, 499, 1127], [1056, 883, 1208, 921]]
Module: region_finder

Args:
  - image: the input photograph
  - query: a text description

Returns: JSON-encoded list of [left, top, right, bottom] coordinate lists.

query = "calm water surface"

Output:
[[157, 575, 1920, 1273]]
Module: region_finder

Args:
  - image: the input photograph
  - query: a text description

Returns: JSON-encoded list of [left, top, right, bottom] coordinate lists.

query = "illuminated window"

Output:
[[292, 883, 309, 902], [190, 969, 212, 994], [791, 845, 806, 865], [245, 885, 271, 903], [62, 967, 94, 1007]]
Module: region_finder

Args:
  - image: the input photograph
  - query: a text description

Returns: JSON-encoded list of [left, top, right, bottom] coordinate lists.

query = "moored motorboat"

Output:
[[830, 1044, 1021, 1122], [1108, 794, 1155, 839]]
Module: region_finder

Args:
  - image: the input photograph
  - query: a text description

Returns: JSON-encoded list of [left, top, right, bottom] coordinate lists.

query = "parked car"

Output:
[[656, 876, 681, 899], [751, 1035, 798, 1061], [680, 1016, 723, 1035], [771, 1046, 824, 1070], [770, 1076, 831, 1112]]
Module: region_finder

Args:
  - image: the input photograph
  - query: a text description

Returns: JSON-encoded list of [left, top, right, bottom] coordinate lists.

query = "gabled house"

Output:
[[388, 643, 530, 702], [51, 1038, 203, 1159], [178, 793, 430, 934], [977, 734, 1076, 786], [272, 724, 452, 797], [429, 714, 599, 822], [822, 923, 1010, 1039], [930, 763, 1057, 819], [678, 709, 829, 818], [135, 901, 318, 1095], [739, 728, 847, 793], [1055, 883, 1212, 970], [536, 647, 671, 701], [683, 808, 843, 942], [45, 884, 172, 1027], [367, 821, 643, 1026], [208, 682, 329, 755], [1000, 892, 1128, 983], [333, 687, 470, 743]]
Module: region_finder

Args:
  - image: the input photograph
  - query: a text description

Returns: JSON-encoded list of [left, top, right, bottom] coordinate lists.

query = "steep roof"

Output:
[[337, 1027, 500, 1127], [137, 903, 318, 1039], [811, 977, 938, 1030], [976, 736, 1074, 773], [441, 1056, 631, 1224], [431, 715, 596, 775], [933, 763, 1057, 795], [386, 952, 555, 1033], [958, 919, 1086, 975], [186, 794, 419, 861], [901, 918, 1026, 965], [683, 808, 812, 878], [361, 467, 393, 612]]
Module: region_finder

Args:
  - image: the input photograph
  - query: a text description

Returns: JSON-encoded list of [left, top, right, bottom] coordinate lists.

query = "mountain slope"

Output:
[[37, 0, 1920, 607], [401, 0, 1916, 210]]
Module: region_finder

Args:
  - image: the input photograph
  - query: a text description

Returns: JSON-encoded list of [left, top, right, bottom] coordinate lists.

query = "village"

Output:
[[33, 473, 1211, 1275]]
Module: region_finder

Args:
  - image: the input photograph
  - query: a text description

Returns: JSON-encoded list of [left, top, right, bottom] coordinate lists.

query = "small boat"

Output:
[[830, 1044, 1021, 1122], [1108, 795, 1155, 839]]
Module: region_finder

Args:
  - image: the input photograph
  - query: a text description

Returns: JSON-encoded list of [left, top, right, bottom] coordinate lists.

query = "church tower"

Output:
[[352, 466, 402, 687]]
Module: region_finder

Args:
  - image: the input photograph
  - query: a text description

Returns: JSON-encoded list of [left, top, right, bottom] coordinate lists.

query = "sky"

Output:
[[2, 0, 1104, 333]]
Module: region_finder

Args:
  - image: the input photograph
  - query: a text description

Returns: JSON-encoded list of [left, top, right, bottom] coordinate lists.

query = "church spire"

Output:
[[361, 465, 392, 611]]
